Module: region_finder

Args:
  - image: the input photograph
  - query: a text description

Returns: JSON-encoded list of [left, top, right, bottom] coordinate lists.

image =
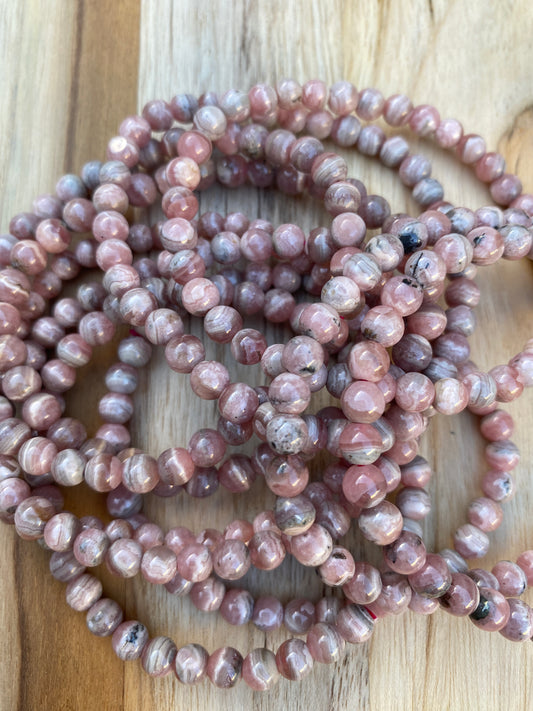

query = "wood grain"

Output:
[[1, 0, 533, 709]]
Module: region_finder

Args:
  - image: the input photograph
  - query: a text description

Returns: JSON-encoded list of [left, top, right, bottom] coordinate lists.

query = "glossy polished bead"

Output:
[[112, 621, 149, 661], [408, 554, 452, 598], [275, 638, 313, 681], [470, 588, 510, 631], [141, 636, 177, 677], [206, 647, 242, 688]]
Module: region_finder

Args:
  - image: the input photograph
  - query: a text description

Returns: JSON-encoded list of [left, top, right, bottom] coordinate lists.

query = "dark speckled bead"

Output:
[[469, 587, 510, 631], [112, 620, 150, 660]]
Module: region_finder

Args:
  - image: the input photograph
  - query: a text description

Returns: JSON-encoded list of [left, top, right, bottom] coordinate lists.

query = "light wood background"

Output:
[[1, 1, 533, 709]]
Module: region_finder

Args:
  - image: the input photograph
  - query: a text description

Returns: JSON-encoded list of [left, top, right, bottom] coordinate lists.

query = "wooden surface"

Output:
[[1, 1, 533, 709]]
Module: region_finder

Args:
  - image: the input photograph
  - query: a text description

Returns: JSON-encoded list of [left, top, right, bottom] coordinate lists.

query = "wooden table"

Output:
[[1, 1, 533, 708]]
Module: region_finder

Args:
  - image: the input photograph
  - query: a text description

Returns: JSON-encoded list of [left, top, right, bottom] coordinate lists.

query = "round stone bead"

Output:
[[174, 644, 209, 685], [335, 604, 375, 643], [206, 647, 243, 688], [341, 380, 386, 423], [408, 553, 452, 598], [342, 464, 387, 508], [212, 539, 250, 580], [86, 598, 123, 637], [0, 478, 30, 522], [499, 599, 533, 642], [65, 574, 103, 612], [470, 588, 510, 631], [274, 494, 315, 535], [14, 496, 55, 540], [248, 530, 285, 571], [491, 560, 527, 597], [347, 340, 390, 382], [366, 571, 412, 616], [358, 500, 403, 545], [439, 573, 481, 616], [111, 621, 149, 661], [219, 588, 254, 626], [251, 595, 284, 632], [454, 524, 490, 559], [307, 622, 346, 664], [242, 648, 279, 691], [73, 528, 110, 567], [275, 638, 314, 681], [106, 539, 142, 578], [290, 523, 333, 566], [384, 530, 426, 574], [342, 562, 382, 605], [141, 636, 177, 677], [318, 546, 356, 586]]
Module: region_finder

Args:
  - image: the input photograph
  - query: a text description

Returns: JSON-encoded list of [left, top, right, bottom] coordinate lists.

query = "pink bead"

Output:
[[439, 573, 480, 616], [408, 553, 452, 598], [212, 539, 250, 580], [383, 94, 413, 126], [470, 588, 510, 631], [341, 380, 385, 423], [409, 104, 440, 136], [248, 531, 285, 570], [491, 560, 527, 597], [242, 648, 279, 691], [318, 546, 355, 586], [481, 469, 515, 502], [490, 173, 522, 206], [454, 524, 490, 559], [342, 463, 387, 508], [176, 543, 212, 582], [275, 638, 313, 681], [517, 551, 533, 586], [358, 500, 403, 545], [307, 622, 345, 664], [361, 305, 404, 347], [206, 647, 242, 688], [467, 497, 503, 532], [435, 118, 463, 148], [339, 423, 383, 465], [347, 341, 390, 382]]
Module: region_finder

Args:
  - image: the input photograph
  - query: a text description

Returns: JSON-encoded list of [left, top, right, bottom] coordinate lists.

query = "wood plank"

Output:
[[0, 0, 532, 709]]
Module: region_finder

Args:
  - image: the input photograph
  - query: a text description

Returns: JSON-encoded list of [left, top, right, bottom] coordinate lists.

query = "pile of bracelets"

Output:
[[1, 79, 533, 691]]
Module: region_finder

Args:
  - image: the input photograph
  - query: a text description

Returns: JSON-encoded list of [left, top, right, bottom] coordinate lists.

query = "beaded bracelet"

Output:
[[1, 80, 528, 692]]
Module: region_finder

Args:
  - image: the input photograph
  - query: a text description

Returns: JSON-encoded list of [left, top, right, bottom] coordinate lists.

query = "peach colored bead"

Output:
[[341, 380, 385, 423], [433, 377, 469, 415], [347, 340, 389, 382], [106, 538, 142, 578]]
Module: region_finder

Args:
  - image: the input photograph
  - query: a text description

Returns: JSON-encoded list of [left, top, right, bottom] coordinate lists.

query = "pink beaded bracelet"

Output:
[[2, 79, 533, 691]]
